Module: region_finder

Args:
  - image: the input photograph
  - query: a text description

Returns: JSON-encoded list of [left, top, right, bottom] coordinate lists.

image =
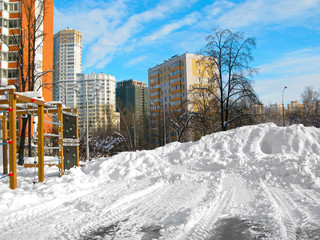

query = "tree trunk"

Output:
[[18, 117, 29, 165]]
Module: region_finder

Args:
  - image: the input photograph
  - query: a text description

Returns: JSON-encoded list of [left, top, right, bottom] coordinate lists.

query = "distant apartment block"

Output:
[[148, 53, 217, 146], [53, 28, 82, 106], [116, 79, 148, 118], [76, 72, 119, 133], [265, 103, 283, 115]]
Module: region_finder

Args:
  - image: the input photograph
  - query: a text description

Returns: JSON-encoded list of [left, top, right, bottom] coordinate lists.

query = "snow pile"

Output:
[[0, 123, 320, 239], [87, 123, 320, 187]]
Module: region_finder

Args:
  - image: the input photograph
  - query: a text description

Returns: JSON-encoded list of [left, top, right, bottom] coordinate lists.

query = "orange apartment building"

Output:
[[0, 0, 54, 132]]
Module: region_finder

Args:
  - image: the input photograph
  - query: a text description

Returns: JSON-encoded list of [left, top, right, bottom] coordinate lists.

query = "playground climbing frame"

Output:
[[0, 87, 79, 190]]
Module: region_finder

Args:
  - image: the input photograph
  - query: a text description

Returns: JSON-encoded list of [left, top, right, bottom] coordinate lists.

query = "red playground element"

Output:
[[31, 98, 35, 103], [8, 108, 13, 112], [8, 140, 13, 144], [8, 173, 13, 177]]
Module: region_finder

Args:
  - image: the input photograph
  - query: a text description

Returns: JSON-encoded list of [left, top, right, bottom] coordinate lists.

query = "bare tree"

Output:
[[188, 88, 219, 138], [289, 86, 320, 127], [301, 86, 320, 104], [201, 27, 260, 131], [170, 110, 196, 142], [0, 0, 51, 164]]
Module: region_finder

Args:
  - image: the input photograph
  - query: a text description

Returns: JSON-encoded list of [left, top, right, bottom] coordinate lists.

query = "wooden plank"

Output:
[[9, 91, 17, 189], [0, 88, 15, 95], [24, 163, 58, 168], [16, 108, 59, 115], [0, 99, 9, 104], [58, 104, 64, 176], [38, 105, 44, 182], [14, 94, 46, 106]]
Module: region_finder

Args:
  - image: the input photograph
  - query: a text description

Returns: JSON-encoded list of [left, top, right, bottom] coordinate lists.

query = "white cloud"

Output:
[[54, 0, 128, 44], [254, 48, 320, 104], [125, 56, 147, 67], [81, 0, 188, 69], [143, 12, 200, 42], [213, 0, 320, 29]]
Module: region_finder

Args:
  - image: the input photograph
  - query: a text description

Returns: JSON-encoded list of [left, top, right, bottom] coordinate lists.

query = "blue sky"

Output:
[[54, 0, 320, 105]]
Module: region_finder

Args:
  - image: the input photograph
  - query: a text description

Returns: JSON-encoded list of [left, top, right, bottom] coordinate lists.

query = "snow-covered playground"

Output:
[[0, 123, 320, 239]]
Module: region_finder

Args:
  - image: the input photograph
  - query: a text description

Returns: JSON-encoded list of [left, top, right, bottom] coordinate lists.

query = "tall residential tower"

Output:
[[53, 28, 82, 106]]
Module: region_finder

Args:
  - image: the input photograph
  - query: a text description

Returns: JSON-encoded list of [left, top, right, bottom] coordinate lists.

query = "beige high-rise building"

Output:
[[148, 53, 217, 146], [53, 28, 82, 106]]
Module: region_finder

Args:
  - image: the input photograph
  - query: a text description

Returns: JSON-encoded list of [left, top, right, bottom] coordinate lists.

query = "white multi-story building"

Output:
[[53, 28, 82, 106], [76, 72, 120, 133]]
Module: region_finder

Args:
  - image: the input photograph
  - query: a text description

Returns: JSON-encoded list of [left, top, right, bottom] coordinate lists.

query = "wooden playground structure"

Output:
[[0, 87, 79, 190]]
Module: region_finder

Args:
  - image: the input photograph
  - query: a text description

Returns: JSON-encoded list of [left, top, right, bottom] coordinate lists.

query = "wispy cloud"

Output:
[[143, 12, 200, 42], [210, 0, 320, 29], [55, 0, 203, 71], [125, 56, 147, 67], [254, 48, 320, 104]]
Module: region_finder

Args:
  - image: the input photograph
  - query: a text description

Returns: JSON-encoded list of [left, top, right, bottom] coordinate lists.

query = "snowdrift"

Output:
[[0, 123, 320, 239], [86, 123, 320, 187]]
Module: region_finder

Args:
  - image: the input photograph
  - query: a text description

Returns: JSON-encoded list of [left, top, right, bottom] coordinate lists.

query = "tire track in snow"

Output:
[[73, 180, 171, 239], [292, 185, 320, 206], [1, 180, 164, 240], [265, 186, 298, 239], [93, 182, 209, 240], [184, 186, 235, 240], [0, 180, 128, 234]]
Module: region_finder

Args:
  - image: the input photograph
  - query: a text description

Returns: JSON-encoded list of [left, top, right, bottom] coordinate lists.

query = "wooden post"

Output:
[[74, 108, 79, 167], [2, 115, 8, 175], [9, 91, 17, 189], [58, 104, 64, 176], [38, 105, 44, 182]]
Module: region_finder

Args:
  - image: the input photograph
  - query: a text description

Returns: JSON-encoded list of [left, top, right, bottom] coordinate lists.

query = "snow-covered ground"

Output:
[[0, 123, 320, 239]]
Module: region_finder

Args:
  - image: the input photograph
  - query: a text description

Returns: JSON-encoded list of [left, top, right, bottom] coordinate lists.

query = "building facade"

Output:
[[116, 79, 148, 118], [0, 0, 53, 101], [53, 28, 82, 106], [76, 72, 119, 133], [148, 53, 217, 146]]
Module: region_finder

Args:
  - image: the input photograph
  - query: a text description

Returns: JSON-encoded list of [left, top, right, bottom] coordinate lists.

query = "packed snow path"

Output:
[[0, 123, 320, 239]]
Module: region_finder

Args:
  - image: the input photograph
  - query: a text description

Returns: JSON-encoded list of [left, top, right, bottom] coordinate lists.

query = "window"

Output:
[[9, 3, 20, 12], [171, 100, 181, 107], [197, 69, 200, 74], [1, 52, 8, 61], [197, 61, 200, 67], [8, 52, 17, 61], [8, 69, 19, 79], [9, 19, 20, 29], [170, 69, 180, 77], [206, 63, 209, 67], [206, 70, 209, 75], [3, 18, 8, 27], [9, 35, 20, 45], [170, 61, 179, 69]]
